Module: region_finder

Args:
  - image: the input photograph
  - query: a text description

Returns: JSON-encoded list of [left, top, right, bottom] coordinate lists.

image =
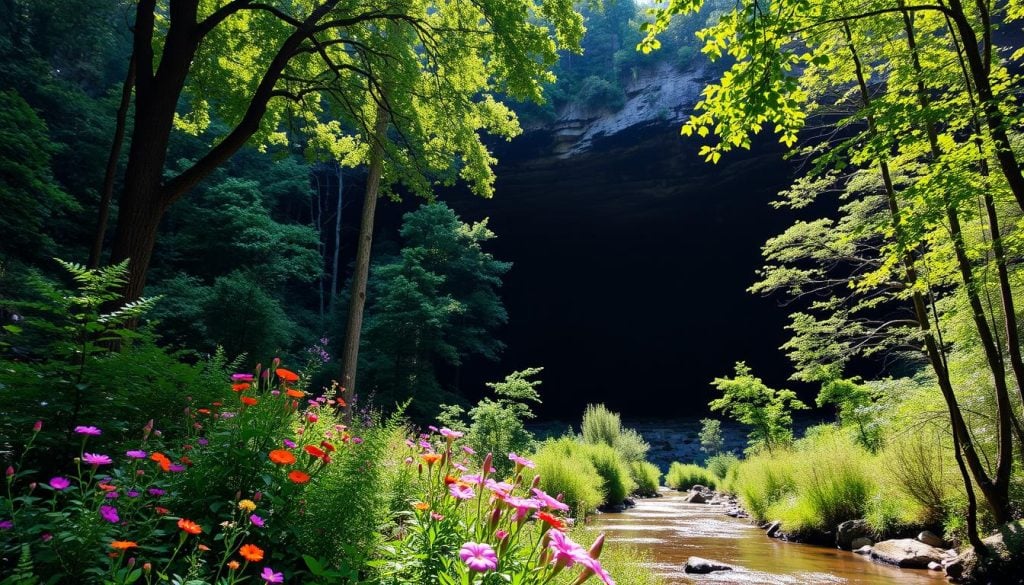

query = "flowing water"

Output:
[[592, 489, 947, 584]]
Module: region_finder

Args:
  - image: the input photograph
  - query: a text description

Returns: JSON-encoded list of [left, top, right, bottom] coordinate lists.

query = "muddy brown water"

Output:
[[592, 489, 947, 584]]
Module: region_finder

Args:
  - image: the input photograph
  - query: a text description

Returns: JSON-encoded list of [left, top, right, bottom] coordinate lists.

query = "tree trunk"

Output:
[[330, 162, 344, 312], [844, 23, 1010, 523], [89, 53, 135, 268], [340, 105, 389, 421]]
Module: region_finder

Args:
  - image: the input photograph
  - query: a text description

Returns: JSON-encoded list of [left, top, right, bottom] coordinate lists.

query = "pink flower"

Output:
[[49, 477, 70, 490], [449, 483, 475, 500], [485, 479, 513, 496], [459, 474, 484, 485], [461, 445, 476, 455], [74, 426, 102, 436], [532, 488, 570, 512], [250, 514, 265, 527], [32, 421, 42, 432], [82, 453, 112, 466], [546, 529, 586, 566], [231, 373, 254, 382], [99, 505, 119, 523], [459, 542, 498, 572], [260, 566, 284, 583], [495, 529, 509, 540], [440, 428, 463, 439], [431, 511, 445, 521], [126, 450, 147, 459], [508, 452, 535, 469]]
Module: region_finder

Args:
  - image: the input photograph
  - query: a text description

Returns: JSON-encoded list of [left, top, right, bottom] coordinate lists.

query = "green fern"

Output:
[[0, 544, 40, 585]]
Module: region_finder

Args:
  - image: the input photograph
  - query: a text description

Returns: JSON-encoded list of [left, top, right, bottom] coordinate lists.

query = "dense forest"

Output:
[[2, 0, 1024, 583]]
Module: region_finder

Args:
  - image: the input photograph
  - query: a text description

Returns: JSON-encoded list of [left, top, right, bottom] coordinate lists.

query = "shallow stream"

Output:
[[592, 489, 946, 584]]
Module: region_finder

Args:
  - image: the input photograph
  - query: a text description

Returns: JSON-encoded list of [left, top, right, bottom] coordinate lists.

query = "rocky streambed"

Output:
[[592, 488, 947, 584]]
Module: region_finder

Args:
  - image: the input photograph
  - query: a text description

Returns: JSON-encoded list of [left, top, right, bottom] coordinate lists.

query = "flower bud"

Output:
[[142, 419, 154, 440], [588, 533, 605, 560], [143, 562, 152, 573], [488, 507, 502, 531], [32, 420, 42, 433], [482, 453, 493, 478], [5, 466, 13, 477], [127, 557, 136, 567], [531, 475, 541, 489], [253, 491, 262, 501]]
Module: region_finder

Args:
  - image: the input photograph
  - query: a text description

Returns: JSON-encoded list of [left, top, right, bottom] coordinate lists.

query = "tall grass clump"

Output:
[[630, 461, 662, 497], [582, 403, 622, 447], [706, 453, 740, 480], [584, 441, 637, 504], [665, 462, 717, 490], [730, 454, 797, 520], [533, 437, 605, 516]]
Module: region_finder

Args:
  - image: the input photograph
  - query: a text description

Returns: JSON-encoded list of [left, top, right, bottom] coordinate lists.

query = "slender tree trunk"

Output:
[[330, 162, 344, 312], [899, 6, 1013, 520], [89, 54, 135, 268], [942, 0, 1024, 213], [340, 105, 389, 421], [844, 23, 1010, 523]]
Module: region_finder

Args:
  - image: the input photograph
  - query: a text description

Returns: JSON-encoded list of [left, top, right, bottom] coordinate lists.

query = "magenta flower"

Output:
[[485, 479, 513, 496], [82, 453, 112, 466], [99, 505, 119, 523], [459, 542, 498, 572], [74, 426, 102, 436], [126, 450, 147, 459], [440, 428, 464, 439], [168, 464, 185, 473], [352, 437, 363, 444], [0, 520, 13, 530], [495, 529, 509, 540], [546, 529, 586, 566], [126, 490, 140, 498], [32, 420, 42, 432], [147, 488, 165, 496], [428, 425, 439, 433], [197, 438, 209, 446], [250, 514, 265, 527], [578, 555, 616, 585], [508, 452, 535, 469], [260, 567, 284, 583], [231, 373, 254, 382], [49, 477, 70, 490], [283, 439, 296, 449], [461, 445, 476, 455], [532, 488, 570, 512], [459, 474, 484, 486], [449, 483, 476, 500]]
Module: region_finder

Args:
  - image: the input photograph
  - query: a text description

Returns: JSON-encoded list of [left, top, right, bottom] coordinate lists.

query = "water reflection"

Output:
[[592, 489, 946, 584]]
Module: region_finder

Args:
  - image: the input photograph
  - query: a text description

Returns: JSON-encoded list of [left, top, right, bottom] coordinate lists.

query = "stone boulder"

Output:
[[917, 530, 944, 548], [684, 557, 732, 574], [836, 519, 871, 550], [851, 537, 873, 550], [685, 490, 706, 504], [870, 539, 946, 568], [766, 521, 782, 538], [853, 545, 873, 555]]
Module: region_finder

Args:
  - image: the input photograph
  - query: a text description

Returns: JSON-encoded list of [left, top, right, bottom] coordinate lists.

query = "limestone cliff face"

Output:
[[525, 62, 711, 158]]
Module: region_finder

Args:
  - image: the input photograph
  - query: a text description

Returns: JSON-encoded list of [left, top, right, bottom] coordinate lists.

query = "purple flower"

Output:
[[126, 490, 140, 498], [126, 450, 147, 459], [99, 505, 119, 524], [508, 452, 535, 469], [260, 567, 284, 583], [82, 453, 112, 466], [74, 426, 102, 436], [168, 464, 185, 473], [147, 488, 165, 496], [283, 439, 296, 449], [105, 492, 119, 499], [40, 532, 52, 542], [250, 514, 265, 527], [459, 474, 484, 485], [440, 428, 463, 439], [459, 542, 498, 572], [0, 520, 12, 530], [197, 438, 209, 446], [232, 373, 254, 382], [49, 477, 70, 490], [461, 445, 476, 455], [351, 437, 363, 445], [532, 488, 570, 512], [485, 479, 513, 496], [428, 425, 439, 433], [449, 483, 476, 500]]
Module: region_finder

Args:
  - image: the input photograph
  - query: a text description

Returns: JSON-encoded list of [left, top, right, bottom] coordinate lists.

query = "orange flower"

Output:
[[413, 502, 430, 511], [177, 518, 202, 535], [150, 452, 171, 472], [97, 482, 117, 492], [232, 383, 250, 392], [304, 445, 326, 458], [336, 397, 347, 408], [227, 560, 240, 570], [421, 453, 442, 466], [275, 368, 299, 382], [110, 540, 138, 551], [196, 408, 210, 415], [238, 543, 264, 562], [285, 388, 304, 398], [536, 512, 565, 530], [288, 470, 311, 484], [198, 544, 211, 552], [268, 450, 296, 465], [443, 475, 457, 485], [241, 396, 258, 406]]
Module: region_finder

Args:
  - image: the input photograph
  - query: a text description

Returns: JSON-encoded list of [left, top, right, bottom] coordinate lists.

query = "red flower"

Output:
[[155, 506, 170, 515], [288, 470, 311, 484], [536, 512, 565, 530], [231, 383, 250, 392], [275, 368, 299, 382], [304, 445, 326, 458], [241, 396, 258, 406], [320, 441, 335, 453]]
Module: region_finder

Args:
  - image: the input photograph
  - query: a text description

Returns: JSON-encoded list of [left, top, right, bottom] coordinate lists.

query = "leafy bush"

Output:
[[630, 461, 662, 497], [581, 403, 649, 462], [711, 362, 808, 454], [705, 453, 740, 480], [577, 75, 625, 110], [585, 442, 636, 505], [532, 438, 606, 516], [699, 418, 725, 455], [665, 463, 717, 491]]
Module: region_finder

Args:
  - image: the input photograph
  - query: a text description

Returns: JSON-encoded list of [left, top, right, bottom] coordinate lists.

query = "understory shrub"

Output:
[[665, 463, 716, 491], [585, 442, 637, 505], [730, 455, 797, 520], [630, 461, 662, 497], [531, 438, 606, 515], [705, 453, 740, 480]]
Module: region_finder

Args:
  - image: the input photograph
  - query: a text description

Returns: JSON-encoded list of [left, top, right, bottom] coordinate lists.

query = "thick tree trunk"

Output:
[[89, 54, 135, 268], [340, 106, 389, 421]]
